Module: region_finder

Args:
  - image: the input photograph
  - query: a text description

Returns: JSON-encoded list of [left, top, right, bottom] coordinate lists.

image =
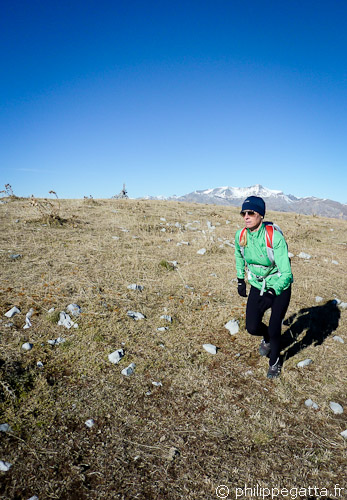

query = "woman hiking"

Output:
[[234, 196, 293, 378]]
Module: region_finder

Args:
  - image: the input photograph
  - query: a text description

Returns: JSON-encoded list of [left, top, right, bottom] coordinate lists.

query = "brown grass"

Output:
[[0, 198, 346, 499]]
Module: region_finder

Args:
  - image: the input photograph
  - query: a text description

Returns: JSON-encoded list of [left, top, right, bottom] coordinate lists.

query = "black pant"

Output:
[[246, 285, 291, 365]]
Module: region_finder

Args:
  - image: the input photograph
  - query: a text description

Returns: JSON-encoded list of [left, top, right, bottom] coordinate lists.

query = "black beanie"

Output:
[[241, 196, 266, 217]]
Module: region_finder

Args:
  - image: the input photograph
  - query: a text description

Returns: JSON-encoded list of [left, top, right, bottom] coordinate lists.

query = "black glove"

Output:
[[258, 288, 276, 313], [237, 278, 247, 297]]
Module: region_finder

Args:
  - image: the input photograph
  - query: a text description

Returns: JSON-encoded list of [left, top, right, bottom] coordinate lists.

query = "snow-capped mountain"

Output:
[[155, 184, 346, 219]]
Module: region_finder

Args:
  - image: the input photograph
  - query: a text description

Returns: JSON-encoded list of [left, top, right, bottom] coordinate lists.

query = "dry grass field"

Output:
[[0, 196, 346, 500]]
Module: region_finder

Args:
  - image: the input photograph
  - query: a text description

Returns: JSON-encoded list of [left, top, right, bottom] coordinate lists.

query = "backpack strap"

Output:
[[239, 227, 247, 258], [264, 225, 275, 264]]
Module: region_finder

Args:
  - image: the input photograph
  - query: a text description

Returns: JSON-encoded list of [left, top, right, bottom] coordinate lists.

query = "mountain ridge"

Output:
[[142, 184, 347, 220]]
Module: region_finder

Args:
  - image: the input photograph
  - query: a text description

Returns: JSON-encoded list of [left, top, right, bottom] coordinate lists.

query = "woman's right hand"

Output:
[[237, 278, 247, 297]]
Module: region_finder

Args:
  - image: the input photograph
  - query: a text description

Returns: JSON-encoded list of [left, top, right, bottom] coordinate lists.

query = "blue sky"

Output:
[[1, 0, 346, 202]]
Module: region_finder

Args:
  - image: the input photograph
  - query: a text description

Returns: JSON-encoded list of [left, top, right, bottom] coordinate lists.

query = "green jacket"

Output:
[[234, 224, 293, 295]]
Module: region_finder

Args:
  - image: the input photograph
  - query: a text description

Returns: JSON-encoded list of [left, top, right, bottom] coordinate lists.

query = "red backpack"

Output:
[[239, 222, 284, 264]]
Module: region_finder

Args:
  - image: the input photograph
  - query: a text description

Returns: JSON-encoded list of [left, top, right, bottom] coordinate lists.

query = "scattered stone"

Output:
[[333, 336, 344, 344], [22, 342, 33, 351], [207, 221, 215, 230], [223, 240, 234, 247], [244, 370, 253, 376], [121, 362, 136, 376], [338, 302, 347, 310], [27, 496, 39, 500], [297, 359, 313, 368], [330, 402, 343, 415], [5, 306, 20, 318], [341, 430, 347, 439], [203, 344, 217, 355], [23, 308, 34, 329], [37, 361, 44, 368], [167, 447, 180, 461], [160, 217, 166, 222], [9, 253, 22, 260], [160, 315, 172, 323], [48, 307, 55, 313], [67, 304, 81, 317], [315, 296, 323, 303], [85, 419, 95, 428], [298, 252, 311, 259], [0, 461, 12, 472], [177, 241, 190, 246], [305, 399, 319, 410], [58, 312, 76, 329], [108, 349, 125, 364], [332, 260, 339, 265], [168, 260, 178, 268], [127, 311, 145, 321], [288, 252, 294, 258], [157, 327, 168, 332], [112, 236, 120, 240], [224, 319, 239, 335], [152, 381, 162, 387], [226, 220, 231, 224], [0, 424, 12, 433], [48, 337, 66, 346], [4, 322, 14, 328], [127, 284, 144, 291], [197, 248, 206, 255]]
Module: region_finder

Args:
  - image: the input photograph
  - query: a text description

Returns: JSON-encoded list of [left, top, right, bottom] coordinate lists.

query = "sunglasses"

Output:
[[240, 210, 256, 217]]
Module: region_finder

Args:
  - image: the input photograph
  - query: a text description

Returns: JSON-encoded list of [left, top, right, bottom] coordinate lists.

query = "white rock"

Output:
[[27, 496, 39, 500], [333, 336, 344, 344], [112, 236, 120, 240], [48, 307, 55, 313], [48, 337, 66, 346], [298, 252, 311, 259], [127, 284, 144, 291], [37, 361, 44, 368], [157, 327, 168, 332], [338, 302, 347, 310], [5, 306, 21, 318], [331, 260, 339, 265], [0, 460, 12, 471], [85, 419, 95, 428], [341, 430, 347, 439], [177, 241, 190, 246], [315, 296, 323, 303], [168, 260, 178, 267], [288, 252, 294, 258], [160, 228, 166, 232], [22, 342, 33, 351], [23, 308, 34, 329], [197, 248, 206, 255], [160, 315, 172, 323], [4, 323, 14, 328], [207, 221, 215, 230], [297, 359, 313, 368], [160, 217, 166, 222], [0, 424, 12, 433], [127, 311, 145, 320], [226, 220, 231, 224], [108, 349, 125, 364], [203, 344, 217, 355], [152, 381, 162, 387], [67, 304, 81, 316], [305, 399, 319, 410], [121, 362, 136, 376], [223, 240, 234, 247], [330, 402, 344, 414], [58, 311, 75, 329], [224, 319, 239, 335], [244, 370, 253, 376]]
